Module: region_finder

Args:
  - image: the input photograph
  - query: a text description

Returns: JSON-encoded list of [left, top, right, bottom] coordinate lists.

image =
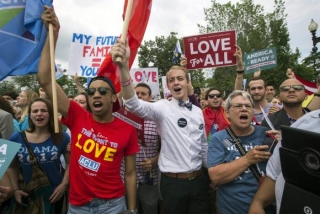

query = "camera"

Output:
[[279, 126, 320, 214]]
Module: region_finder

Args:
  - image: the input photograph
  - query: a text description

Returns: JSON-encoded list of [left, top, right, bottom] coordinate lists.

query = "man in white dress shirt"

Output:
[[111, 39, 210, 214]]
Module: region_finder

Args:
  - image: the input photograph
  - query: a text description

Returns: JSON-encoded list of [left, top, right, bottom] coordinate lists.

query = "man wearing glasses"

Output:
[[38, 7, 139, 214], [203, 88, 230, 142], [201, 88, 230, 213], [260, 78, 309, 130], [207, 90, 279, 214]]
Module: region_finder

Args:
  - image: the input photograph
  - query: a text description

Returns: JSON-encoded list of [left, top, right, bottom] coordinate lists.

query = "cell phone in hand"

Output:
[[20, 196, 30, 207], [262, 133, 278, 153]]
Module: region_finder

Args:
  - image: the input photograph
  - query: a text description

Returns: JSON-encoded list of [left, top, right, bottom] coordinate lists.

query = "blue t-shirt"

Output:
[[9, 132, 70, 188], [207, 125, 269, 214]]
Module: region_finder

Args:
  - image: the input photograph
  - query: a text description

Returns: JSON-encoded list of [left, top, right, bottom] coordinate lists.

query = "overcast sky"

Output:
[[53, 0, 320, 71]]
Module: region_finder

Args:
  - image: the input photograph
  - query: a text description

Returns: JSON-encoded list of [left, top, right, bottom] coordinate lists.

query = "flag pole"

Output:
[[49, 23, 59, 133], [116, 0, 133, 62]]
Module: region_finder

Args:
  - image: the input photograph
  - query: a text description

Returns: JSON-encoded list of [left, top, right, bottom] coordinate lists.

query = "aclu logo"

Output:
[[78, 155, 101, 172]]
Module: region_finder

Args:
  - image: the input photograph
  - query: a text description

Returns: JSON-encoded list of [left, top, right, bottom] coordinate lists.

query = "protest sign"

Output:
[[244, 47, 277, 74], [113, 108, 145, 146], [68, 33, 118, 77], [0, 139, 21, 179], [183, 30, 237, 70], [161, 76, 171, 99], [130, 68, 160, 99]]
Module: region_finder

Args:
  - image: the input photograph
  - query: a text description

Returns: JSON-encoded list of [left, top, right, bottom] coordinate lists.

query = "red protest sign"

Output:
[[183, 30, 237, 70], [113, 108, 145, 146]]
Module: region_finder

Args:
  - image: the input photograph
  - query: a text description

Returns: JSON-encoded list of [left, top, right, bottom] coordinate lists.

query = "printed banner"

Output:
[[130, 68, 160, 99], [244, 47, 277, 74], [183, 30, 237, 70], [0, 139, 21, 179], [113, 108, 145, 146], [67, 33, 118, 77]]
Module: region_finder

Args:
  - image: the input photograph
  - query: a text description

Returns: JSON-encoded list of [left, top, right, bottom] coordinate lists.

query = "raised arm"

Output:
[[110, 39, 135, 100], [306, 73, 320, 110], [74, 72, 86, 93], [234, 45, 245, 90], [38, 6, 69, 117], [180, 55, 187, 69]]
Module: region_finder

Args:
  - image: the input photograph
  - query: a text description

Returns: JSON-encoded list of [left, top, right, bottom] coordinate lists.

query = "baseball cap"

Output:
[[87, 76, 120, 112]]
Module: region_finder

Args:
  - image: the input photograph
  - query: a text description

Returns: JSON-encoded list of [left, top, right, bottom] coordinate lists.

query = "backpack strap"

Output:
[[226, 127, 262, 182]]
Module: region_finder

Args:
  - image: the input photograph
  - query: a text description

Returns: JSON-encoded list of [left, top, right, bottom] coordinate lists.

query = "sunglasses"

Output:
[[279, 85, 304, 92], [87, 87, 112, 96], [208, 94, 222, 99]]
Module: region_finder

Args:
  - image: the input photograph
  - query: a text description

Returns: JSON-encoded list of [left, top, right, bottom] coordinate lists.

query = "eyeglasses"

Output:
[[87, 87, 112, 96], [208, 94, 222, 99], [279, 85, 304, 92], [230, 103, 253, 110]]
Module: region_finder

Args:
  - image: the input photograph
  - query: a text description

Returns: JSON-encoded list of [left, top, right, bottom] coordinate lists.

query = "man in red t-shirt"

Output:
[[39, 7, 139, 214]]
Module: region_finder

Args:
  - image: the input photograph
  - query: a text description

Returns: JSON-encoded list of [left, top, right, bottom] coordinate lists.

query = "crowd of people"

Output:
[[0, 5, 320, 214]]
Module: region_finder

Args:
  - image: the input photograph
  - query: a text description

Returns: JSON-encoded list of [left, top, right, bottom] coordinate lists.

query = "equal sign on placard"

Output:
[[92, 58, 102, 67]]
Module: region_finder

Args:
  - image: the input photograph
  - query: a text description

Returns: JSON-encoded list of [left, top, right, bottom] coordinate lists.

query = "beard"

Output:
[[252, 94, 265, 102], [282, 101, 303, 107]]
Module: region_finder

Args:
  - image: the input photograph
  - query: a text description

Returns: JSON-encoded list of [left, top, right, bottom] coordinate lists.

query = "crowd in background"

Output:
[[0, 6, 320, 214]]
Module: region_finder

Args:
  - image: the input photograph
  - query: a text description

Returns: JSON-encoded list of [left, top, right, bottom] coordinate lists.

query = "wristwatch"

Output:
[[314, 93, 320, 97]]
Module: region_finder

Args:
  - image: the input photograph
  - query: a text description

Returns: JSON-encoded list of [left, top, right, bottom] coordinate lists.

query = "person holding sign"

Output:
[[38, 6, 139, 214], [233, 46, 277, 124], [111, 39, 210, 214]]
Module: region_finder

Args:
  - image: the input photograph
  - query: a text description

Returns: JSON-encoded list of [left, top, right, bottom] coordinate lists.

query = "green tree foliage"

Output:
[[198, 0, 311, 91], [189, 70, 206, 89], [11, 74, 40, 92], [4, 69, 86, 96], [0, 80, 17, 95], [302, 51, 320, 81], [138, 32, 206, 89], [56, 70, 87, 96]]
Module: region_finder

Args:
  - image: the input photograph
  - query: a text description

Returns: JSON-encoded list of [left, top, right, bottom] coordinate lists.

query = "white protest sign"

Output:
[[161, 76, 171, 99], [68, 33, 118, 77], [130, 68, 160, 99]]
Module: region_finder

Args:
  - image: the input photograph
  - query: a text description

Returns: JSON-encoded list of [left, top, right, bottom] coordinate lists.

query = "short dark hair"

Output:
[[205, 88, 223, 100], [194, 87, 201, 95], [88, 76, 116, 94], [247, 77, 267, 88], [2, 91, 18, 100], [0, 97, 15, 119], [266, 83, 275, 89], [135, 83, 152, 96]]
